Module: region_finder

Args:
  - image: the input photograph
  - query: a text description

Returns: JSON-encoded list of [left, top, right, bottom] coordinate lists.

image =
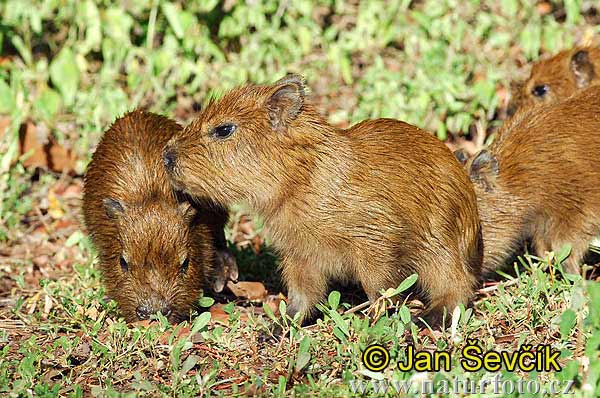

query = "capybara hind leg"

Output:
[[532, 233, 551, 260], [281, 257, 327, 323], [551, 239, 586, 275], [420, 269, 475, 328]]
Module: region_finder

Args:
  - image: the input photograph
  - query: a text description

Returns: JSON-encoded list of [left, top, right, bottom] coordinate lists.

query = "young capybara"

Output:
[[162, 74, 483, 326], [83, 110, 237, 323], [508, 46, 600, 116], [464, 85, 600, 275]]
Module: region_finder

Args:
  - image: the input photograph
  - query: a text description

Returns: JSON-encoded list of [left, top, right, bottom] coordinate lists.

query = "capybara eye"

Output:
[[532, 84, 549, 97], [211, 123, 237, 139], [180, 257, 190, 274], [120, 256, 129, 272]]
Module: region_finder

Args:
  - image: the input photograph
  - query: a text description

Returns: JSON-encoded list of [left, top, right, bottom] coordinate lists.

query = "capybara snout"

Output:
[[135, 297, 173, 320]]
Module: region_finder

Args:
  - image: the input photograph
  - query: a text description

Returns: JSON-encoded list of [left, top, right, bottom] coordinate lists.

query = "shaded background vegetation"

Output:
[[1, 0, 600, 396]]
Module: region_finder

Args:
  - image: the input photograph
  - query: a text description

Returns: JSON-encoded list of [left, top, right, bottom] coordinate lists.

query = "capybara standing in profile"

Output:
[[162, 75, 482, 326], [465, 85, 600, 275], [508, 46, 600, 116], [83, 110, 236, 323]]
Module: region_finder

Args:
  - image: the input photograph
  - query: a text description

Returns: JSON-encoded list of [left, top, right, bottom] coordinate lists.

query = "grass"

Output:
[[1, 0, 600, 396]]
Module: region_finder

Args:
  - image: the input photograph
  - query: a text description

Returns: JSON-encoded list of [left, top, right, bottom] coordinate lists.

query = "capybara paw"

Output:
[[218, 249, 239, 282], [211, 250, 238, 293]]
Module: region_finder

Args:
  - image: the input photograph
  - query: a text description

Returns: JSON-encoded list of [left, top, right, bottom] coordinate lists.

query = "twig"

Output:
[[343, 300, 370, 315], [477, 278, 518, 293]]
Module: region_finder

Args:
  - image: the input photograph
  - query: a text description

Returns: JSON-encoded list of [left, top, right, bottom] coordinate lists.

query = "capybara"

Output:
[[83, 110, 236, 323], [464, 85, 600, 275], [508, 46, 600, 116], [162, 74, 483, 326]]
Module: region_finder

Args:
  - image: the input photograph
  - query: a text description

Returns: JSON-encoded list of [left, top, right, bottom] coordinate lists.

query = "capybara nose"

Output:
[[136, 304, 151, 320], [136, 303, 172, 320], [161, 305, 173, 318], [163, 147, 177, 172]]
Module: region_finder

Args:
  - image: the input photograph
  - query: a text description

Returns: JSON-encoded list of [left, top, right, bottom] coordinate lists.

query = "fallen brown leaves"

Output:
[[18, 121, 77, 173]]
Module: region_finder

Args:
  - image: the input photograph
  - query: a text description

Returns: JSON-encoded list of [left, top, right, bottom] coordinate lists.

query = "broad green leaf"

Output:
[[198, 0, 220, 13], [65, 231, 84, 247], [0, 79, 15, 114], [399, 305, 411, 324], [384, 274, 418, 298], [162, 3, 184, 39], [78, 1, 102, 53], [559, 309, 576, 339], [262, 301, 277, 321], [190, 311, 211, 335], [198, 296, 214, 307], [49, 48, 80, 106], [564, 0, 581, 25], [295, 335, 311, 372], [279, 299, 287, 317], [556, 243, 572, 265], [328, 291, 340, 310], [34, 88, 62, 120], [103, 8, 133, 43], [180, 354, 198, 374], [329, 311, 349, 337]]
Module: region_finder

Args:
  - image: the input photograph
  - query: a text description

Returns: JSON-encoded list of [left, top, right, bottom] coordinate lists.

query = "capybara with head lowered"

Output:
[[508, 46, 600, 116], [162, 74, 483, 326], [465, 85, 600, 276], [83, 110, 237, 323]]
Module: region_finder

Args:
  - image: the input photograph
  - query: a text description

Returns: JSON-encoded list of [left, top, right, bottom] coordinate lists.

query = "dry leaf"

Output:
[[0, 117, 10, 140], [47, 191, 65, 219], [264, 294, 283, 314], [86, 306, 98, 321], [209, 304, 230, 324], [43, 294, 53, 315], [19, 121, 76, 172], [71, 340, 91, 363], [536, 2, 552, 15], [227, 281, 268, 301]]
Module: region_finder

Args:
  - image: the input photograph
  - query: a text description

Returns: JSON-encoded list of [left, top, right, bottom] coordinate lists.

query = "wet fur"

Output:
[[83, 110, 227, 322], [467, 86, 600, 275], [165, 76, 483, 326], [508, 46, 600, 115]]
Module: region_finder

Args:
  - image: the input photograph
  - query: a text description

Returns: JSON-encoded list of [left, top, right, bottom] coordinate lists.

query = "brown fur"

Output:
[[508, 46, 600, 115], [163, 75, 483, 326], [83, 110, 233, 323], [466, 85, 600, 275]]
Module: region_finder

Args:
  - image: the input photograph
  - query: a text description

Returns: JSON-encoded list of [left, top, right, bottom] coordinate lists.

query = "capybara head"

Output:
[[101, 197, 210, 323], [83, 110, 214, 323], [507, 47, 599, 116], [163, 74, 310, 207]]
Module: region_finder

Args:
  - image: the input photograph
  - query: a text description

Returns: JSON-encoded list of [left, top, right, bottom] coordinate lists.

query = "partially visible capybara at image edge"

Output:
[[162, 74, 483, 327], [463, 85, 600, 276], [508, 46, 600, 116], [82, 110, 236, 323]]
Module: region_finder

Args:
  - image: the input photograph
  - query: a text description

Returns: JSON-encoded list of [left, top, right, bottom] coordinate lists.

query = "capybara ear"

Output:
[[103, 198, 126, 219], [469, 150, 499, 191], [570, 50, 595, 88], [267, 74, 306, 132], [178, 200, 197, 223], [453, 149, 469, 165]]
